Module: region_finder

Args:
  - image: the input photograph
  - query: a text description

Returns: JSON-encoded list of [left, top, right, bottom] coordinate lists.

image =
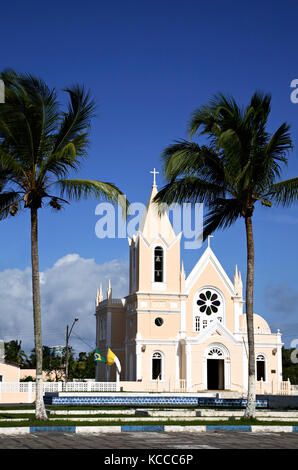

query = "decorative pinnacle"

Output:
[[234, 265, 243, 297], [181, 261, 185, 278], [107, 279, 112, 299], [96, 283, 103, 306]]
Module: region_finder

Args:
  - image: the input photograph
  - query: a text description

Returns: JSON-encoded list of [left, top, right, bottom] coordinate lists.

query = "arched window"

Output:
[[152, 351, 163, 380], [154, 246, 164, 282], [256, 354, 266, 381], [208, 347, 224, 358]]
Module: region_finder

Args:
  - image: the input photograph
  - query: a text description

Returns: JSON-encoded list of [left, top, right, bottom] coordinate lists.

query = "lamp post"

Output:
[[65, 317, 79, 382]]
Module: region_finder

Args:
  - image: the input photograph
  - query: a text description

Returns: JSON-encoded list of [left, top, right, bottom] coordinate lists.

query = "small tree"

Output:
[[4, 340, 28, 365]]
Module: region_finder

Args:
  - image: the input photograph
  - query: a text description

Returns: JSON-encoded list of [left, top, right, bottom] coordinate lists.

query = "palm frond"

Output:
[[264, 122, 293, 162], [0, 191, 22, 220], [247, 91, 271, 123], [154, 177, 225, 207], [0, 70, 60, 169], [0, 148, 28, 180], [37, 139, 84, 183], [161, 140, 226, 187], [188, 92, 244, 140], [268, 177, 298, 206], [53, 86, 96, 155], [56, 179, 129, 214], [203, 198, 242, 240]]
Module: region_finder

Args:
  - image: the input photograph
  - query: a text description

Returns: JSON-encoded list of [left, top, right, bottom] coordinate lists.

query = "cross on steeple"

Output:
[[150, 168, 159, 187]]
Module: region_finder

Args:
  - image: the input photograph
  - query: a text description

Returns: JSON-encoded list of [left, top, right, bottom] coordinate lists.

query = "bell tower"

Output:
[[125, 169, 183, 381], [128, 169, 182, 295]]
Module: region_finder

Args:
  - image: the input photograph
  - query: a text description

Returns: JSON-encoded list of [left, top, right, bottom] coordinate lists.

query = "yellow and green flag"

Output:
[[94, 348, 106, 363], [107, 348, 121, 373], [107, 347, 116, 365]]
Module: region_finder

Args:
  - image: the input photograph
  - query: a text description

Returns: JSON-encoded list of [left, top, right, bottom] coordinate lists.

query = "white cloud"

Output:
[[0, 254, 128, 356], [53, 254, 81, 268]]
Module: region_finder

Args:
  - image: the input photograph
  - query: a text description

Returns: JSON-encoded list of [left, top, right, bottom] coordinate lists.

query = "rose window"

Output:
[[197, 290, 220, 316]]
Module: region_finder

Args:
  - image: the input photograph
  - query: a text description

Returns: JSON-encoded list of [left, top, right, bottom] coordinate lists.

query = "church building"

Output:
[[95, 174, 283, 393]]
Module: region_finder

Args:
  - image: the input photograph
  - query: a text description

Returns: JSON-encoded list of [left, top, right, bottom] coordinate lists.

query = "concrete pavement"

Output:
[[0, 431, 297, 449]]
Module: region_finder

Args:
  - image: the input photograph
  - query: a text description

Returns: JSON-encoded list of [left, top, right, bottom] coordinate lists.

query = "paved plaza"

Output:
[[0, 431, 297, 449]]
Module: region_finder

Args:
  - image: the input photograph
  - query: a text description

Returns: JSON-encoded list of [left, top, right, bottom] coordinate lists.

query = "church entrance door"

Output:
[[207, 358, 224, 390]]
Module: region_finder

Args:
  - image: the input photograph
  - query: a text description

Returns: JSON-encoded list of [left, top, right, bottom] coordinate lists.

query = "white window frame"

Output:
[[152, 243, 167, 290], [256, 353, 267, 383], [151, 350, 165, 381], [195, 316, 200, 332], [193, 286, 225, 332]]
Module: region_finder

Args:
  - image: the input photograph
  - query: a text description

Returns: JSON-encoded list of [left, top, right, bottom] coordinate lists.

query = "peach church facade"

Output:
[[95, 180, 283, 394]]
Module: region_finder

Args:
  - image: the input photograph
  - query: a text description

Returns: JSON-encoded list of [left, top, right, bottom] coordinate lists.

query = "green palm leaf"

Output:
[[0, 191, 22, 219], [269, 177, 298, 206], [53, 85, 96, 154], [57, 179, 129, 214]]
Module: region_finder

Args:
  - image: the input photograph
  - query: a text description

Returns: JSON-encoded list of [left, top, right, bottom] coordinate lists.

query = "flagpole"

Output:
[[116, 369, 120, 391]]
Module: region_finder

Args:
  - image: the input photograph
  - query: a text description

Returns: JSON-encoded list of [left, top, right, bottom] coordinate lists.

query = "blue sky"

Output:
[[0, 0, 298, 353]]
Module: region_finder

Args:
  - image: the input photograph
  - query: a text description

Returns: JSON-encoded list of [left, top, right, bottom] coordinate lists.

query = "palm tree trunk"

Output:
[[244, 214, 256, 418], [31, 207, 47, 420]]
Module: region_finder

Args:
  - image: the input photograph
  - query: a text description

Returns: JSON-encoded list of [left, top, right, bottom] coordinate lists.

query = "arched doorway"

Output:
[[205, 344, 230, 390]]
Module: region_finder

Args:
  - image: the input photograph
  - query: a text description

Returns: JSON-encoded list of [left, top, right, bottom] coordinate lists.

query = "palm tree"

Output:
[[154, 92, 298, 417], [4, 340, 28, 365], [0, 70, 128, 420]]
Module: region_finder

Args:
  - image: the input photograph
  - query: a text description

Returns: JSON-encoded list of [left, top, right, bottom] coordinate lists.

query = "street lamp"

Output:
[[65, 317, 79, 382]]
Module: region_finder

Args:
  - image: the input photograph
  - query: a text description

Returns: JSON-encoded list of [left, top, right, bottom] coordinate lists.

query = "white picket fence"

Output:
[[255, 378, 292, 395], [0, 381, 118, 403], [0, 379, 295, 404], [42, 381, 118, 393]]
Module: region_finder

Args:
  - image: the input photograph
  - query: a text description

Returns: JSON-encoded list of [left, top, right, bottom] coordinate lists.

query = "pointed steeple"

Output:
[[96, 288, 99, 307], [180, 261, 186, 292], [234, 265, 243, 297], [128, 171, 182, 294], [234, 264, 238, 283], [107, 279, 112, 300], [96, 283, 103, 307], [181, 261, 185, 277], [99, 283, 103, 302], [138, 171, 177, 244]]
